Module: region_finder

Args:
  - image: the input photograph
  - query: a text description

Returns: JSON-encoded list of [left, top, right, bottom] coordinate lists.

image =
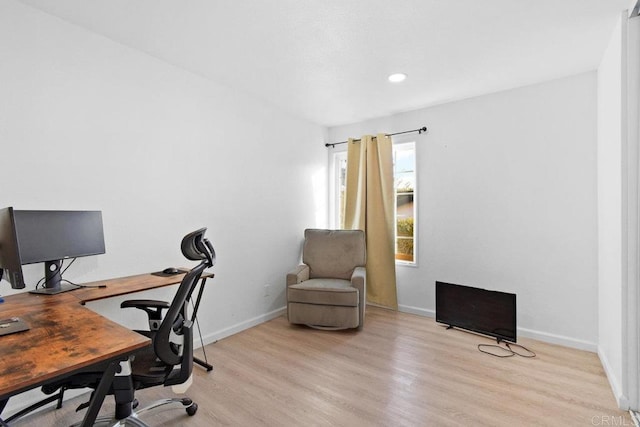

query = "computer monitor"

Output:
[[0, 207, 105, 294]]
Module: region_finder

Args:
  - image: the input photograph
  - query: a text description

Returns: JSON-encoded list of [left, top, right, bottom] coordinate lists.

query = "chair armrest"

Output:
[[121, 299, 170, 331], [121, 299, 170, 315], [287, 265, 309, 286], [121, 299, 170, 310]]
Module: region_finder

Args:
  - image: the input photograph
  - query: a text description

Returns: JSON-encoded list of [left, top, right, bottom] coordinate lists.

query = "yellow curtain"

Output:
[[344, 134, 398, 310]]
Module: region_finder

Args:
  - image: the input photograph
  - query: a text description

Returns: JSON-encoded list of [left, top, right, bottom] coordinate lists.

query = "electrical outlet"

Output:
[[264, 284, 270, 297]]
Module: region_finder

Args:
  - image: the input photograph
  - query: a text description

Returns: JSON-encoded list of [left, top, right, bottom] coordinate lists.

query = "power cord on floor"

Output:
[[478, 341, 536, 358]]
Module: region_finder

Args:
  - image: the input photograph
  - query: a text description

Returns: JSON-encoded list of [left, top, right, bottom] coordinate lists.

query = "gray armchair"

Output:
[[286, 229, 366, 330]]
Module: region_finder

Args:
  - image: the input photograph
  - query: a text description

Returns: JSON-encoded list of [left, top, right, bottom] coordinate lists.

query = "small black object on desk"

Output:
[[0, 317, 29, 337]]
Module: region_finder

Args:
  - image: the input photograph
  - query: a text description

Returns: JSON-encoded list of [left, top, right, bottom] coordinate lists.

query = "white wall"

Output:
[[0, 1, 327, 412], [329, 72, 598, 350], [596, 11, 640, 411], [626, 13, 640, 413], [597, 15, 627, 408]]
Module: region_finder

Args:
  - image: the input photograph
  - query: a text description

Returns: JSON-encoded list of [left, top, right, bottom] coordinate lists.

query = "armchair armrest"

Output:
[[121, 299, 170, 331], [350, 266, 366, 295], [287, 264, 309, 286]]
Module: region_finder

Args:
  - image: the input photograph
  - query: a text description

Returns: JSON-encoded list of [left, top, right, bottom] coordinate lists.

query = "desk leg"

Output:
[[191, 277, 213, 372], [78, 360, 119, 427], [194, 356, 213, 371]]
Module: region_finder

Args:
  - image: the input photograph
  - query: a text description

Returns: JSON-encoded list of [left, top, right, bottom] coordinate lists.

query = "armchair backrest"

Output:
[[154, 228, 215, 384], [303, 229, 365, 280]]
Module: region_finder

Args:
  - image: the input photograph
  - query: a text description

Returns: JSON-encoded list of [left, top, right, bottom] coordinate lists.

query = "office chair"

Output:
[[42, 228, 216, 426]]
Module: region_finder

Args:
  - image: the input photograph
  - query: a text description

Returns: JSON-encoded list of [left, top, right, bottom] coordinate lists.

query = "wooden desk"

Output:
[[0, 292, 149, 426], [72, 271, 214, 304], [0, 270, 214, 426], [0, 293, 149, 399]]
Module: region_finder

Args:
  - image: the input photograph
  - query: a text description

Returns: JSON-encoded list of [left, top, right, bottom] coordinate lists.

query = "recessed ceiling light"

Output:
[[388, 73, 407, 83]]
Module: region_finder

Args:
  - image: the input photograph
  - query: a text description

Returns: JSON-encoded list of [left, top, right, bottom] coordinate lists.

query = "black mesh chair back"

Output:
[[154, 228, 215, 375]]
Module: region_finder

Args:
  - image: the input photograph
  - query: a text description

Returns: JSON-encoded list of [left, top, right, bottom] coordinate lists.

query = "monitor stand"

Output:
[[28, 260, 77, 295], [29, 283, 77, 295]]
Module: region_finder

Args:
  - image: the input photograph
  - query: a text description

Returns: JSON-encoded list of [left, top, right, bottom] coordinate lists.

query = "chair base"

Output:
[[288, 302, 360, 329], [72, 397, 197, 427]]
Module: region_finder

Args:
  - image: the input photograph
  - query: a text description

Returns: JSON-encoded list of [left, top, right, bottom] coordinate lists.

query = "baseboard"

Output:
[[598, 346, 630, 410], [398, 304, 597, 352], [518, 327, 597, 352], [398, 304, 434, 317], [194, 306, 287, 349]]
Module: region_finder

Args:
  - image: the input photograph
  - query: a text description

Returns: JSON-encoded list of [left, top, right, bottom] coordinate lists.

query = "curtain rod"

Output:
[[325, 126, 428, 148]]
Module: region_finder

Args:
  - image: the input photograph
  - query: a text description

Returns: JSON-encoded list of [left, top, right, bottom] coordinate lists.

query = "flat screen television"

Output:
[[435, 281, 517, 343], [0, 207, 105, 294]]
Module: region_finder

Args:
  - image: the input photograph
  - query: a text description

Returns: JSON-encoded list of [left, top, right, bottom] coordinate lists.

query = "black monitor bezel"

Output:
[[0, 207, 105, 293], [0, 207, 26, 289]]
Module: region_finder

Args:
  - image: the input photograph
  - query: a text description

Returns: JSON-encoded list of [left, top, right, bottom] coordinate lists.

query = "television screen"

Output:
[[436, 281, 517, 343]]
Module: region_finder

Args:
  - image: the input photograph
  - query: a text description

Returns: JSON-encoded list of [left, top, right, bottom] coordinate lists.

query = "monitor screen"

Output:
[[0, 207, 105, 293], [13, 210, 105, 264]]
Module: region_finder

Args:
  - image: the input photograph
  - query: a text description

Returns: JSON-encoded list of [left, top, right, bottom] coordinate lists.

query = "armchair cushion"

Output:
[[303, 229, 366, 280], [288, 279, 358, 306]]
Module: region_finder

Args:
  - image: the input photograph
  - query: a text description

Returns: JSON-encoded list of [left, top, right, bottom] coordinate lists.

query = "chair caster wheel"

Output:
[[186, 403, 198, 416]]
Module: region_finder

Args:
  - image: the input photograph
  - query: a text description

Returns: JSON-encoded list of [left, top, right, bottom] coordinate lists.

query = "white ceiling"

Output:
[[19, 0, 630, 127]]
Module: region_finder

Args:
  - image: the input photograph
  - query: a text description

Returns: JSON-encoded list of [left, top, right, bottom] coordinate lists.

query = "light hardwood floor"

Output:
[[14, 307, 630, 426]]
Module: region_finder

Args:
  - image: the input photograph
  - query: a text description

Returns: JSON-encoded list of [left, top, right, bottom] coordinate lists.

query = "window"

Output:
[[393, 142, 416, 264], [332, 141, 417, 264], [333, 151, 348, 230]]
